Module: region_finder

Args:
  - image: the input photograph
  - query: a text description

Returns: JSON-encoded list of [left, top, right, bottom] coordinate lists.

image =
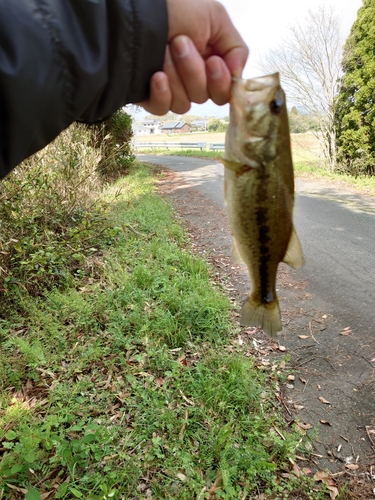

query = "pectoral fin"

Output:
[[221, 158, 244, 172], [283, 227, 304, 269]]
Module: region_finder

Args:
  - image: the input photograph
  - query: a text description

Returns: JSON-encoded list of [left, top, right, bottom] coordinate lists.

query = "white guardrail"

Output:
[[209, 143, 225, 150], [134, 141, 206, 150], [134, 142, 225, 151]]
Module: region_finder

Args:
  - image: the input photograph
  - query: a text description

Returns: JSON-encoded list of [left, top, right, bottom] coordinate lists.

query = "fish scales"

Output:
[[222, 73, 304, 337]]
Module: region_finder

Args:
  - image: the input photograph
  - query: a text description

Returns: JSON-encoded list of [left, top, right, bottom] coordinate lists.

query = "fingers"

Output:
[[169, 36, 208, 104], [207, 1, 249, 78], [141, 0, 249, 115], [141, 38, 212, 116], [163, 45, 191, 114], [138, 71, 171, 115], [206, 55, 231, 105], [139, 44, 233, 115], [165, 0, 248, 79]]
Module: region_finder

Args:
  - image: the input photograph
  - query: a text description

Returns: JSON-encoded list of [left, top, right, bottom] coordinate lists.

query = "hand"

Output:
[[140, 0, 248, 115]]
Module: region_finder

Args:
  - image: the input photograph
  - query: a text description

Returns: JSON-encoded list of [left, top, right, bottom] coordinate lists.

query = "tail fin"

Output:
[[240, 296, 282, 337]]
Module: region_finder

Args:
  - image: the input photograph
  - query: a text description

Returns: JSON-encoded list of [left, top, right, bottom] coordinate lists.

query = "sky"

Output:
[[134, 0, 363, 120]]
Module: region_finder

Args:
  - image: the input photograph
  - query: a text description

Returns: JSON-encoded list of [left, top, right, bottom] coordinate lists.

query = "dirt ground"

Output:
[[156, 167, 375, 499]]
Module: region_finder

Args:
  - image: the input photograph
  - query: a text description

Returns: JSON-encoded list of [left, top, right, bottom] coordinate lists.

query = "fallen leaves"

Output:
[[366, 426, 375, 449], [345, 463, 359, 470], [340, 326, 351, 336], [318, 396, 331, 405], [179, 390, 194, 406], [294, 404, 305, 411], [297, 422, 313, 431], [175, 472, 187, 482], [320, 420, 331, 426], [314, 471, 339, 499]]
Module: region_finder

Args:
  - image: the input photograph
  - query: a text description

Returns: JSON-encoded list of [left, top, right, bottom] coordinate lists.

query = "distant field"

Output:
[[291, 133, 323, 165], [135, 131, 226, 144], [135, 131, 323, 165]]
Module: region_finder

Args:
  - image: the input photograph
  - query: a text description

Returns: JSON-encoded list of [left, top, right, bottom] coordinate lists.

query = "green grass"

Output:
[[137, 148, 224, 161], [0, 163, 328, 499], [294, 161, 375, 196]]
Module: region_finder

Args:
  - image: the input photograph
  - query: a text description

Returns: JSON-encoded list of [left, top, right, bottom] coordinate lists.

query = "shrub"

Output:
[[89, 109, 135, 180], [0, 112, 134, 300]]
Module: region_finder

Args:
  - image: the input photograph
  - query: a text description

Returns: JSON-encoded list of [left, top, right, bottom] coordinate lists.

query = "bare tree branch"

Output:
[[257, 5, 343, 170]]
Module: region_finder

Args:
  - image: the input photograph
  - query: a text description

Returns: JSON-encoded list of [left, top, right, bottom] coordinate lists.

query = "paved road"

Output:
[[140, 154, 375, 469], [140, 154, 375, 336]]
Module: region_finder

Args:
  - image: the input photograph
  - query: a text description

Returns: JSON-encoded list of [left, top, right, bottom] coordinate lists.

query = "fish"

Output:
[[222, 72, 304, 337]]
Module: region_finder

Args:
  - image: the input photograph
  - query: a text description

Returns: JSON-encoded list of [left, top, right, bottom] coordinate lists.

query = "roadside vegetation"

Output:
[[136, 131, 375, 196], [0, 123, 331, 499]]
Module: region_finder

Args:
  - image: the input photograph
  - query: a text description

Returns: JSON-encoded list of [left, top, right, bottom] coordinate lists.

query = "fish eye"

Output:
[[270, 98, 283, 114], [269, 90, 284, 114]]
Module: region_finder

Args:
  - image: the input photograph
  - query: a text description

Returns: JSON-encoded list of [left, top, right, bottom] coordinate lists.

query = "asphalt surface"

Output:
[[140, 154, 375, 470]]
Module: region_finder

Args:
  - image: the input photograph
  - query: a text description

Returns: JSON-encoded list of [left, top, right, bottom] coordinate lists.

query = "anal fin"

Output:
[[283, 227, 304, 269]]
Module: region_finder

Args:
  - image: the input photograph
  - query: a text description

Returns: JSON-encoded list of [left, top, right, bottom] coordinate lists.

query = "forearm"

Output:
[[0, 0, 168, 178]]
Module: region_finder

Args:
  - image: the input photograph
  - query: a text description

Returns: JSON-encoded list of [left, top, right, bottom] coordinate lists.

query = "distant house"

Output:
[[191, 120, 207, 131], [133, 120, 162, 135], [161, 121, 191, 134]]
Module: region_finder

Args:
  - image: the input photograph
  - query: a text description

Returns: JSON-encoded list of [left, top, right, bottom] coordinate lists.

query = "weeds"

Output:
[[294, 161, 375, 196], [0, 116, 133, 299]]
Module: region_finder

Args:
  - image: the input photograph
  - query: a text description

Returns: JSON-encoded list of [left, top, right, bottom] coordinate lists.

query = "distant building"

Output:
[[133, 120, 162, 135], [161, 121, 191, 134], [191, 120, 208, 131]]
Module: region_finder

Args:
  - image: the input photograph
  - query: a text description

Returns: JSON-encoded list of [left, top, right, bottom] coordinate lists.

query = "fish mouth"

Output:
[[246, 134, 267, 143], [245, 131, 279, 143]]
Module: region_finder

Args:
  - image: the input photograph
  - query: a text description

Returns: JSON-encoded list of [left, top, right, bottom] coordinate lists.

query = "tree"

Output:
[[208, 118, 228, 132], [335, 0, 375, 176], [288, 110, 320, 134], [90, 109, 134, 179], [258, 6, 343, 170]]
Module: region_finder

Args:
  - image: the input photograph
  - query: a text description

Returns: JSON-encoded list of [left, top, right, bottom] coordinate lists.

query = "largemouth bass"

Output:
[[222, 72, 303, 337]]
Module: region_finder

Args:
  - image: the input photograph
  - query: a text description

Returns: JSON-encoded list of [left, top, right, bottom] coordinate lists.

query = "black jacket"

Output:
[[0, 0, 168, 178]]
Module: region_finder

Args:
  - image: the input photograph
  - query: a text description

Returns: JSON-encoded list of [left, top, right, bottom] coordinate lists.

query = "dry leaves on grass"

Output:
[[314, 471, 339, 499]]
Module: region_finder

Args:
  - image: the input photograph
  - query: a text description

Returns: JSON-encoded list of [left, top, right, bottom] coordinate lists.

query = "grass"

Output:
[[137, 148, 224, 161], [0, 162, 330, 499], [294, 161, 375, 196]]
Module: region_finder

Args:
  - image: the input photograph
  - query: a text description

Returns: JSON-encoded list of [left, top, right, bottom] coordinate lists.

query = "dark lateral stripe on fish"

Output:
[[255, 166, 274, 304]]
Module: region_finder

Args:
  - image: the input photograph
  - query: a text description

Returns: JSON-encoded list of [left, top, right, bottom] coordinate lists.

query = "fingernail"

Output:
[[154, 74, 168, 93], [172, 36, 191, 58], [207, 58, 223, 80]]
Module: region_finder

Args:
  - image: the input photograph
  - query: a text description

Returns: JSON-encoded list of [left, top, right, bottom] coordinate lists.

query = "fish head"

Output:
[[226, 73, 289, 166]]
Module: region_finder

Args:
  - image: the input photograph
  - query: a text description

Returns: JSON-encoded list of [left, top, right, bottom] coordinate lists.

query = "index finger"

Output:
[[207, 2, 249, 77]]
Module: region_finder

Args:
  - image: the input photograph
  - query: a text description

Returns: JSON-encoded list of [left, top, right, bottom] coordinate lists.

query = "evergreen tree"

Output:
[[335, 0, 375, 175]]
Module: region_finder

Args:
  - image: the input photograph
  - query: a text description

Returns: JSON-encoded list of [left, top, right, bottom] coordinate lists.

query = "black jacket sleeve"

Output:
[[0, 0, 168, 178]]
